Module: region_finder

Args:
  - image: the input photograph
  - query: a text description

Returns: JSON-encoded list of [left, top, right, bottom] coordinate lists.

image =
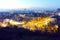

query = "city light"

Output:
[[0, 16, 58, 33]]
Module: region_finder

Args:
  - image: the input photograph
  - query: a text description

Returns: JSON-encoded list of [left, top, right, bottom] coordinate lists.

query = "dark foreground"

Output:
[[0, 27, 60, 40]]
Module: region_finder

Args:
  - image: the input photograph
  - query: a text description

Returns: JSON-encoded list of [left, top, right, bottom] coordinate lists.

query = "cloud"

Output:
[[0, 0, 30, 9]]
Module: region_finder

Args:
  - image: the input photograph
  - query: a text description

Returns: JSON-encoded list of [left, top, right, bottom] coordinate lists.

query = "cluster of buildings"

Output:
[[0, 9, 59, 33]]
